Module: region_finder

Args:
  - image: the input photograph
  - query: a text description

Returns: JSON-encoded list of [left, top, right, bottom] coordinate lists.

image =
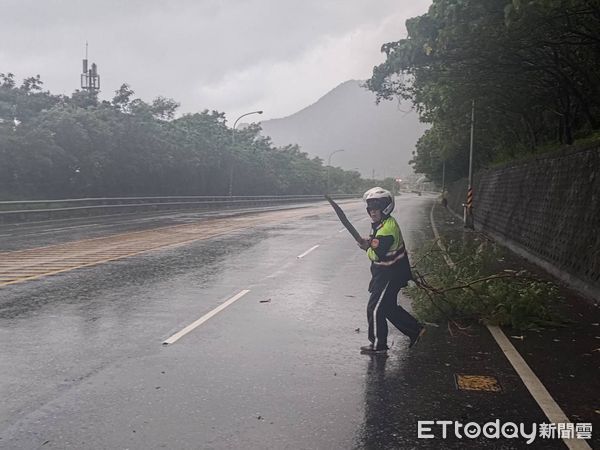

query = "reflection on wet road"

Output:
[[0, 204, 339, 287], [0, 194, 558, 449]]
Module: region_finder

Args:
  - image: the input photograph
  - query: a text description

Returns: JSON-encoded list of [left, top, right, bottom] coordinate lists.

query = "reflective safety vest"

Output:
[[367, 216, 407, 266]]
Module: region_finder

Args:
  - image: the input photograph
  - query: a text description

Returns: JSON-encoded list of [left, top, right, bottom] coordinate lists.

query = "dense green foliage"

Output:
[[0, 74, 374, 199], [407, 237, 566, 330], [368, 0, 600, 184]]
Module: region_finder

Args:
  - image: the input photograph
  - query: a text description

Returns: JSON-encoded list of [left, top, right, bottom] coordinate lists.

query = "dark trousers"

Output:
[[367, 276, 420, 349]]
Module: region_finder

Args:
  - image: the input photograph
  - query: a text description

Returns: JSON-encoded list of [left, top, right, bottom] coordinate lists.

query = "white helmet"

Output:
[[363, 187, 394, 216]]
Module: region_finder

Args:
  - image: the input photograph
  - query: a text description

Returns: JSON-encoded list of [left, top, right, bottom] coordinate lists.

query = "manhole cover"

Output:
[[455, 374, 502, 392]]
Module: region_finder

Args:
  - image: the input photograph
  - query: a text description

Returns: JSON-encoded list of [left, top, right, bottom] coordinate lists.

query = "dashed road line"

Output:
[[164, 238, 324, 344], [297, 245, 319, 259], [163, 290, 251, 345]]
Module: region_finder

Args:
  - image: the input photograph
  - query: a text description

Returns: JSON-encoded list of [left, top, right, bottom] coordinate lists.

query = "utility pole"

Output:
[[464, 99, 475, 228], [442, 159, 446, 193], [441, 159, 448, 208]]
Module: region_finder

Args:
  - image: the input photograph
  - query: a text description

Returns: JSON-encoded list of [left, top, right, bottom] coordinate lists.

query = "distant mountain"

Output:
[[259, 80, 428, 178]]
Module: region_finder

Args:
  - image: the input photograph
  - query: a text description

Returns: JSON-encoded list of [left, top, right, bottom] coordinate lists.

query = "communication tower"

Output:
[[81, 42, 100, 92]]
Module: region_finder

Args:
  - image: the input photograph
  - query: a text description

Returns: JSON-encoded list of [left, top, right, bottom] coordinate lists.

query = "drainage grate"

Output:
[[455, 374, 502, 392]]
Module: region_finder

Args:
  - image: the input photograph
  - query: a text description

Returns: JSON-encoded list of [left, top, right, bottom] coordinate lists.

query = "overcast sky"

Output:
[[1, 0, 431, 122]]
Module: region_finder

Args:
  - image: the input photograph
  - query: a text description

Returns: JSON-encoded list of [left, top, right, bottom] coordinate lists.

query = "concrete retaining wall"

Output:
[[446, 144, 600, 301]]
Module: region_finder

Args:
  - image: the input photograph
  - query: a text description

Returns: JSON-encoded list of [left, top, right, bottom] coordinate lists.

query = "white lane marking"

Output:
[[429, 203, 590, 450], [163, 290, 250, 345], [47, 223, 100, 232], [297, 245, 319, 259], [429, 205, 456, 269], [21, 223, 100, 236], [487, 326, 591, 450], [338, 228, 345, 233]]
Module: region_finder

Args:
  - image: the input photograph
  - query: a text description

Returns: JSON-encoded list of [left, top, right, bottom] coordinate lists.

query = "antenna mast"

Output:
[[81, 41, 100, 92]]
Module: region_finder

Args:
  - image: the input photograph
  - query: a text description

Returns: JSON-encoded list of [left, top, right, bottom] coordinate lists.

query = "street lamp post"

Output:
[[326, 149, 344, 193], [229, 110, 263, 196]]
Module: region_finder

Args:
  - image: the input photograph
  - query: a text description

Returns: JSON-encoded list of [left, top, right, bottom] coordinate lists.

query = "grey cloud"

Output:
[[1, 0, 431, 117]]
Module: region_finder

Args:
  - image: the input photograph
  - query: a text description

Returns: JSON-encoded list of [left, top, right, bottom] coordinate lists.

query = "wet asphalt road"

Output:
[[0, 202, 328, 252], [0, 195, 573, 449]]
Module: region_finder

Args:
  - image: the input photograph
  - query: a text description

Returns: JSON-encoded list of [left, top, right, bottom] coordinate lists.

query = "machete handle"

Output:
[[324, 195, 364, 243]]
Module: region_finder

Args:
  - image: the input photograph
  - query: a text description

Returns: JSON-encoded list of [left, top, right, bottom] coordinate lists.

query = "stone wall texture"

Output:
[[446, 144, 600, 299]]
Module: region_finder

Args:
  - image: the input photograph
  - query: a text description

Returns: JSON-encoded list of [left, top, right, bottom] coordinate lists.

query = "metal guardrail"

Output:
[[0, 194, 359, 224]]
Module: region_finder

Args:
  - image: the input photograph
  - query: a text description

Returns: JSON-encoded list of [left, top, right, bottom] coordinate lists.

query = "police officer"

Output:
[[358, 187, 425, 353]]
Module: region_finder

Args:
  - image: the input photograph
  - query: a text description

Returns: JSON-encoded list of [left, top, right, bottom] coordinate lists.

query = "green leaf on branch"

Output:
[[407, 238, 567, 331]]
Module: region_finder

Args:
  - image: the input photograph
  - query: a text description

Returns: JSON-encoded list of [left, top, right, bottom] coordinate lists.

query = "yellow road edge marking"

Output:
[[0, 228, 246, 287], [0, 205, 328, 256], [0, 203, 353, 288]]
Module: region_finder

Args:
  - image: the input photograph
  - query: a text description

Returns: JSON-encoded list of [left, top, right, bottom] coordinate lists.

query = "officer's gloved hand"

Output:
[[357, 238, 370, 251]]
